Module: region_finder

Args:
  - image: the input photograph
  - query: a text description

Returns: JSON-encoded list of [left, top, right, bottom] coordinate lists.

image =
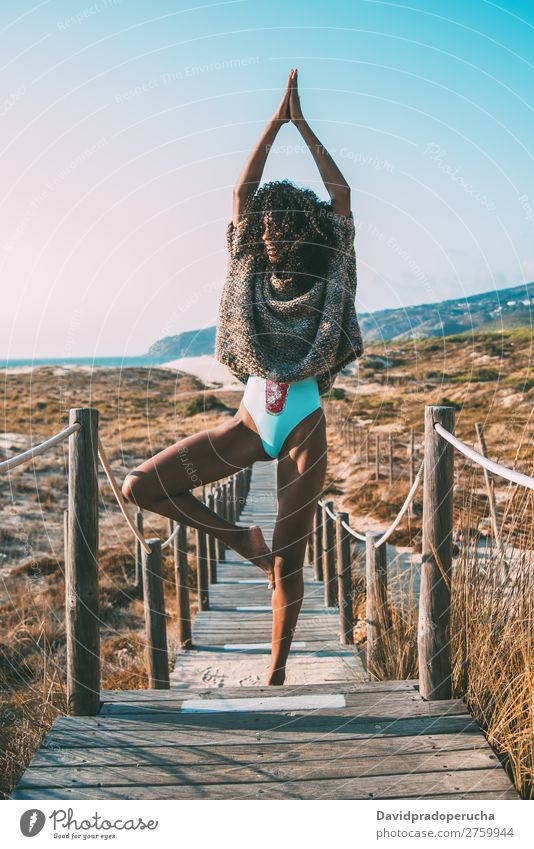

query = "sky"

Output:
[[1, 0, 533, 359]]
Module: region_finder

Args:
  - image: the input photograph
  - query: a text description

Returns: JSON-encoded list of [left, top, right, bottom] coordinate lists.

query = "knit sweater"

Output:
[[214, 207, 364, 396]]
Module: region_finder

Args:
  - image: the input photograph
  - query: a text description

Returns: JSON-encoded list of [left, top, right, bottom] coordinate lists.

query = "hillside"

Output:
[[147, 282, 533, 359]]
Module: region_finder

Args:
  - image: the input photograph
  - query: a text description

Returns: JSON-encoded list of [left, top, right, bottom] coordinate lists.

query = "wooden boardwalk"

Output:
[[11, 462, 519, 800]]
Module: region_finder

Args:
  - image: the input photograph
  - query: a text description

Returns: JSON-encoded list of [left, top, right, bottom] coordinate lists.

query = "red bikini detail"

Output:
[[265, 380, 290, 414]]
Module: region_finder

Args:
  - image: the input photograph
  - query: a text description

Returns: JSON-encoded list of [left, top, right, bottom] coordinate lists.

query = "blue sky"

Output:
[[1, 0, 533, 357]]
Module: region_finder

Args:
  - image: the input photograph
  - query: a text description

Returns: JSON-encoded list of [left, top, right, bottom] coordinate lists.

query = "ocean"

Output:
[[0, 355, 169, 369]]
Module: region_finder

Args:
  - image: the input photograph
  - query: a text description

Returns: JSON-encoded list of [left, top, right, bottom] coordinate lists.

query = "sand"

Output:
[[159, 355, 242, 390]]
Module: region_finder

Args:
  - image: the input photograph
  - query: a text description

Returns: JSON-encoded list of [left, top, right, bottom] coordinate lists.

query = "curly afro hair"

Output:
[[238, 179, 337, 292]]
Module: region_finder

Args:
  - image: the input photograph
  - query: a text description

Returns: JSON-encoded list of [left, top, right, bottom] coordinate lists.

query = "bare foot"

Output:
[[266, 666, 286, 686], [232, 525, 275, 588]]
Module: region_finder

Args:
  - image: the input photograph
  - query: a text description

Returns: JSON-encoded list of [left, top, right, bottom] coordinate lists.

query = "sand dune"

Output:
[[160, 355, 243, 390]]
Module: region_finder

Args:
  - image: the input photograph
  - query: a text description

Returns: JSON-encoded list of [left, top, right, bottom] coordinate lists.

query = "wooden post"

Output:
[[475, 422, 502, 552], [313, 503, 324, 581], [375, 433, 380, 480], [365, 531, 391, 676], [235, 472, 242, 519], [322, 501, 337, 607], [388, 433, 393, 485], [336, 512, 354, 644], [207, 492, 218, 583], [66, 407, 100, 716], [141, 538, 170, 688], [221, 482, 228, 554], [215, 485, 226, 561], [174, 524, 191, 650], [418, 405, 455, 700], [409, 428, 415, 518], [227, 477, 235, 523], [306, 524, 314, 569], [63, 508, 68, 571], [195, 527, 209, 611], [135, 509, 144, 589]]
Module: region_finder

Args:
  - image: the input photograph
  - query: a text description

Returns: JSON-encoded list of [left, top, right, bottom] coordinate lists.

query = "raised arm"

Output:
[[289, 68, 351, 216], [232, 69, 294, 226]]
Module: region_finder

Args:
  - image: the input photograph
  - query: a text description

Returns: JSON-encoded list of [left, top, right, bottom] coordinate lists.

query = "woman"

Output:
[[122, 68, 364, 686]]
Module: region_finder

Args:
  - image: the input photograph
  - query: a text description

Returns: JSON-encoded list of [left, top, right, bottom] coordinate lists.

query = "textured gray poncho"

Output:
[[214, 208, 364, 396]]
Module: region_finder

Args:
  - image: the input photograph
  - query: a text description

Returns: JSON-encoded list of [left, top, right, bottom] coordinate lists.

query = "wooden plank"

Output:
[[100, 680, 421, 700], [17, 749, 504, 790], [36, 713, 481, 749], [98, 697, 468, 718], [97, 689, 456, 711], [11, 768, 518, 800], [26, 733, 490, 768]]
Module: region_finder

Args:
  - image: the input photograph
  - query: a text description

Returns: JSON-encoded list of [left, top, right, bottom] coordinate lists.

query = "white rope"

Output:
[[97, 437, 152, 555], [341, 519, 367, 542], [0, 422, 81, 473], [160, 521, 180, 551], [320, 460, 424, 546], [434, 422, 534, 490], [373, 459, 424, 548]]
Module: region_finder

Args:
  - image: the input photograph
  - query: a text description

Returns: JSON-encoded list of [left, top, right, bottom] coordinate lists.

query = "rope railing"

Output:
[[160, 520, 180, 551], [318, 458, 424, 549], [98, 439, 239, 555], [0, 422, 81, 473], [341, 520, 366, 542], [322, 501, 336, 521], [434, 422, 534, 490], [97, 436, 152, 555], [4, 402, 531, 712], [373, 459, 425, 548]]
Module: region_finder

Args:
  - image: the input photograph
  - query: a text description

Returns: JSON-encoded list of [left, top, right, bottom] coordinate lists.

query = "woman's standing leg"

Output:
[[121, 415, 276, 581], [268, 408, 327, 685]]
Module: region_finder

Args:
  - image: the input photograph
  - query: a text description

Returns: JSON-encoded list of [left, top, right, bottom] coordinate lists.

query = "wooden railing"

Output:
[[312, 404, 532, 701], [2, 403, 531, 715]]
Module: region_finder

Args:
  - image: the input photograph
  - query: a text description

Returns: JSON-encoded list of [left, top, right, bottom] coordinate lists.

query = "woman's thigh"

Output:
[[123, 416, 271, 504], [272, 408, 328, 562]]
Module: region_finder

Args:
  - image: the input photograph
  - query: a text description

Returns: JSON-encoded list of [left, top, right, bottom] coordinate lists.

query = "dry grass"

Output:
[[451, 471, 533, 799], [323, 333, 533, 799]]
